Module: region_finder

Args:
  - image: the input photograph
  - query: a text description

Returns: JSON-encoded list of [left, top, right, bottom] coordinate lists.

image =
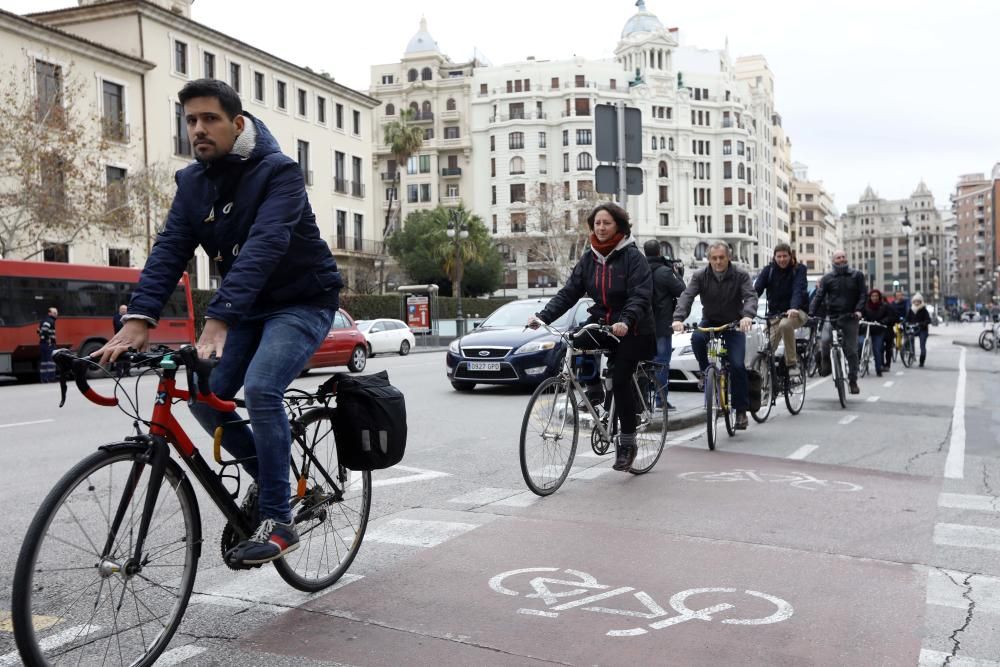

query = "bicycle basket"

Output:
[[330, 370, 407, 470]]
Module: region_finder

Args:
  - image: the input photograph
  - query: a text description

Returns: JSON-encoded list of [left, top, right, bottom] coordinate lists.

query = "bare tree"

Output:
[[0, 62, 166, 259]]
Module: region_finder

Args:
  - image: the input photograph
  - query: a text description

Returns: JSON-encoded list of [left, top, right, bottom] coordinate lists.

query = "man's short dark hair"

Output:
[[178, 79, 243, 119], [643, 239, 661, 257]]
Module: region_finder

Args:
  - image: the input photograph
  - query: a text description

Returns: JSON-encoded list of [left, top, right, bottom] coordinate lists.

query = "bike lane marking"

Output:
[[944, 346, 967, 479], [0, 418, 54, 429], [838, 414, 858, 425], [372, 465, 450, 488], [787, 445, 818, 460], [933, 523, 1000, 552], [156, 645, 207, 666], [866, 396, 880, 403], [883, 380, 895, 387], [919, 648, 1000, 667]]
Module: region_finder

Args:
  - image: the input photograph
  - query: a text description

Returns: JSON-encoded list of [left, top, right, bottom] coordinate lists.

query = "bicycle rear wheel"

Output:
[[784, 361, 807, 415], [274, 407, 372, 593], [750, 355, 772, 424], [630, 363, 668, 474], [703, 367, 718, 451], [723, 371, 737, 437], [12, 445, 199, 667], [980, 328, 996, 351], [859, 337, 871, 378], [520, 377, 579, 495], [833, 349, 847, 408]]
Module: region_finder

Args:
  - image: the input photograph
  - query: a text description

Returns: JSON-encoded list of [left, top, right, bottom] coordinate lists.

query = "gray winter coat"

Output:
[[674, 263, 758, 326]]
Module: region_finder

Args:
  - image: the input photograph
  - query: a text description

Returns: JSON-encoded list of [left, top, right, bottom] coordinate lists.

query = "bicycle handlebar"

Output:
[[53, 345, 236, 412], [526, 320, 621, 344], [694, 320, 742, 334]]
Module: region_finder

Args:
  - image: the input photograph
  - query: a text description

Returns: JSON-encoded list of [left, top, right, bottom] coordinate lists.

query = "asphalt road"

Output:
[[0, 323, 997, 666]]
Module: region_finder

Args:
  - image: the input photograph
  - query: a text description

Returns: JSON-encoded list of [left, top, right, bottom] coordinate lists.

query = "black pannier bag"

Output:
[[747, 368, 762, 412], [326, 370, 407, 470]]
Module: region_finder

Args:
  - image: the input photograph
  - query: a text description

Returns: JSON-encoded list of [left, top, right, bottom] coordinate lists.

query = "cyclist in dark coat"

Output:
[[860, 289, 894, 377], [95, 79, 342, 568], [530, 202, 654, 472], [809, 249, 867, 394]]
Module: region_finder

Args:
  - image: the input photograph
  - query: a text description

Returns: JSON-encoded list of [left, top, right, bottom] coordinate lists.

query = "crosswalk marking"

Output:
[[190, 568, 362, 611], [926, 569, 1000, 615], [0, 611, 58, 633], [919, 648, 1000, 667], [0, 625, 103, 666], [372, 465, 450, 488], [492, 491, 541, 507], [933, 523, 1000, 552], [364, 518, 479, 547], [938, 493, 1000, 513], [448, 487, 522, 505], [570, 466, 612, 480], [156, 645, 208, 666]]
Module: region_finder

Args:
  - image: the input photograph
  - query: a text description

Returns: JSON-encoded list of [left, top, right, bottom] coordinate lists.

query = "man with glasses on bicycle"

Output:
[[754, 243, 808, 370], [808, 249, 867, 394], [94, 79, 342, 567], [672, 242, 757, 430]]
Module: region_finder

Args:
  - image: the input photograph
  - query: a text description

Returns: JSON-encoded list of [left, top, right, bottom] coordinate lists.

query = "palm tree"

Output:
[[382, 108, 424, 237], [434, 204, 482, 300]]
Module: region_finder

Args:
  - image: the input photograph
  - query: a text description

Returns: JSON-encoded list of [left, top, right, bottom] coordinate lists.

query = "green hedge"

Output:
[[191, 289, 515, 334]]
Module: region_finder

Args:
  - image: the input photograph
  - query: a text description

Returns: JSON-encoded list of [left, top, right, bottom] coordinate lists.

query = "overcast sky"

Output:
[[5, 0, 997, 211]]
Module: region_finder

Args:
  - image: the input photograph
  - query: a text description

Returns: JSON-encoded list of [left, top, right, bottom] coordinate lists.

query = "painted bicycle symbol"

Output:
[[489, 567, 793, 637], [677, 468, 863, 492]]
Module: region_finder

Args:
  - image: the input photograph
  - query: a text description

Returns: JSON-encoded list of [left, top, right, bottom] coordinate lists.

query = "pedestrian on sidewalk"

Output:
[[643, 240, 685, 411], [905, 293, 931, 367], [38, 307, 58, 383]]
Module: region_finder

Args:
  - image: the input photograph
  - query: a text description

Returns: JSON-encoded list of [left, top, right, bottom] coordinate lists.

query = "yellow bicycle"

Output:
[[695, 322, 740, 451]]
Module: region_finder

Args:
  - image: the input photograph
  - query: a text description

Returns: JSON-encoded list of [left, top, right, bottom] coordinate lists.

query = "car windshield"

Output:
[[355, 320, 372, 332], [479, 299, 581, 330], [683, 296, 704, 326]]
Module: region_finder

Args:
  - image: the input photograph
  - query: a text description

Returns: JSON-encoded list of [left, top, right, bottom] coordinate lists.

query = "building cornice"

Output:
[[1, 8, 154, 72], [28, 0, 380, 108]]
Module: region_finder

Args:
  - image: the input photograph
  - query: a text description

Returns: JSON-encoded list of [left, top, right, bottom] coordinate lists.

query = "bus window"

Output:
[[161, 284, 190, 319], [3, 277, 63, 327], [65, 280, 118, 317]]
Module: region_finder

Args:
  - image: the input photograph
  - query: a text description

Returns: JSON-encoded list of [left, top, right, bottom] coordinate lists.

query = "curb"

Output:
[[669, 410, 704, 431]]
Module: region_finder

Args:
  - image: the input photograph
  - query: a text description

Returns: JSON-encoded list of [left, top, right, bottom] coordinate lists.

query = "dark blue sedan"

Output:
[[446, 297, 593, 391]]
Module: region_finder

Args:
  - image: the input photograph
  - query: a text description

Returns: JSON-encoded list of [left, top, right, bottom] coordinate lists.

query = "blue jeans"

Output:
[[859, 333, 885, 373], [691, 327, 749, 411], [653, 334, 673, 402], [190, 305, 335, 524]]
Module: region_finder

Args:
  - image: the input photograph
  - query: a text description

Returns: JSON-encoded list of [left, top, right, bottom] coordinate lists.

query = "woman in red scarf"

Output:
[[529, 203, 655, 471], [860, 288, 894, 377]]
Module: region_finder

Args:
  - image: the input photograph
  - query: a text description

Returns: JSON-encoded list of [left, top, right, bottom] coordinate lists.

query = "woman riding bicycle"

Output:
[[860, 288, 895, 376], [904, 292, 932, 367], [528, 202, 654, 472]]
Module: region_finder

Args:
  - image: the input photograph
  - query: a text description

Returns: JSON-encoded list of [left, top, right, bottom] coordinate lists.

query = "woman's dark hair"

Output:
[[586, 202, 631, 236], [868, 288, 883, 302], [772, 242, 797, 267], [178, 79, 243, 120]]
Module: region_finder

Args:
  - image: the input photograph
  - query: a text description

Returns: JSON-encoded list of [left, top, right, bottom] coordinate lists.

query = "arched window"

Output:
[[408, 101, 419, 113], [668, 137, 674, 151], [508, 131, 524, 149], [658, 161, 668, 178], [737, 163, 746, 180], [694, 242, 709, 261], [509, 156, 525, 175], [421, 67, 432, 81], [421, 100, 432, 114], [446, 98, 456, 111], [659, 137, 665, 150], [385, 103, 395, 116], [407, 68, 418, 82], [661, 241, 675, 259], [650, 136, 657, 150], [577, 152, 593, 170]]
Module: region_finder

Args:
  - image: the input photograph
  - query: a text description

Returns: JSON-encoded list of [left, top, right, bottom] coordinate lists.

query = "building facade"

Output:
[[789, 163, 839, 275], [20, 0, 380, 291], [841, 182, 945, 300], [951, 168, 998, 305]]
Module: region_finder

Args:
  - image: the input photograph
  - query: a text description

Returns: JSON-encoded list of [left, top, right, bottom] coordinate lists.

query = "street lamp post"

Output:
[[447, 210, 469, 336], [900, 208, 913, 294]]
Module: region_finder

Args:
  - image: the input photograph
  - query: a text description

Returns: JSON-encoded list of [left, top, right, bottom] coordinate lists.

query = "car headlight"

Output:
[[448, 339, 461, 354], [515, 340, 557, 354], [677, 345, 692, 356]]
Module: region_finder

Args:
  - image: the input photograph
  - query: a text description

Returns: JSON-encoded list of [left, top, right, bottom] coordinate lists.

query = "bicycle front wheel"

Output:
[[832, 349, 847, 408], [901, 338, 915, 368], [12, 445, 200, 667], [275, 407, 372, 593], [980, 329, 996, 351], [630, 363, 668, 474], [859, 338, 871, 378], [520, 377, 579, 495], [750, 355, 772, 424], [785, 361, 807, 415], [703, 367, 718, 451], [723, 371, 737, 437]]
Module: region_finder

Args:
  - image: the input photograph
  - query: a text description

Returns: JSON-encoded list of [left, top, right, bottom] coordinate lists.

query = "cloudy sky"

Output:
[[4, 0, 997, 211]]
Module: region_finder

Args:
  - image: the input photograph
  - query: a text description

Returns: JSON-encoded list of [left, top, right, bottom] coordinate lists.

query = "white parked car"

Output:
[[668, 296, 766, 388], [355, 318, 416, 357]]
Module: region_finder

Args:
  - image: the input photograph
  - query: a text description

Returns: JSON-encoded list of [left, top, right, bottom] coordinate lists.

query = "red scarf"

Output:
[[590, 232, 624, 257]]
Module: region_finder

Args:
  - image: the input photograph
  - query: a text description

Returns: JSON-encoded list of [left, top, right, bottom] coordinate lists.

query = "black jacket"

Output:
[[905, 307, 931, 331], [129, 114, 342, 326], [809, 268, 866, 317], [674, 263, 758, 326], [754, 262, 808, 315], [862, 301, 896, 330], [537, 237, 654, 335], [38, 315, 56, 345], [647, 256, 686, 336]]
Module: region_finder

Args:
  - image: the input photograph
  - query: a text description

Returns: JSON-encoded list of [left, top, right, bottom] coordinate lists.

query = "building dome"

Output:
[[621, 0, 664, 38], [405, 17, 439, 55]]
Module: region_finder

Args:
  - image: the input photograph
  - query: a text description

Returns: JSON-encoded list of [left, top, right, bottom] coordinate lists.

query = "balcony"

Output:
[[441, 195, 461, 207], [441, 167, 462, 177], [330, 236, 384, 256], [488, 112, 547, 123], [381, 171, 398, 181], [411, 111, 434, 123], [351, 181, 365, 197], [333, 177, 348, 194], [440, 109, 460, 121], [101, 117, 130, 143]]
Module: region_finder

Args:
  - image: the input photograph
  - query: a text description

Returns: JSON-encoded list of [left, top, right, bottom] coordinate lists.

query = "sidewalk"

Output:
[[942, 320, 996, 349]]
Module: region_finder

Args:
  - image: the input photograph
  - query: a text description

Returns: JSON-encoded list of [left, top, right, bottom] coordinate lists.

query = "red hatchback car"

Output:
[[302, 308, 368, 373]]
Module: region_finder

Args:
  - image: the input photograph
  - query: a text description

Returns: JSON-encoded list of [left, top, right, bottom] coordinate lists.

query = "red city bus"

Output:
[[0, 260, 195, 381]]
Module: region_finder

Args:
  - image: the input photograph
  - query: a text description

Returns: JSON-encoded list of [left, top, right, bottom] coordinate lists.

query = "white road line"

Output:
[[0, 625, 103, 666], [882, 380, 894, 387], [926, 569, 1000, 614], [919, 648, 1000, 667], [933, 523, 1000, 552], [492, 491, 541, 507], [866, 396, 880, 403], [372, 465, 450, 488], [838, 414, 857, 425], [190, 569, 361, 611], [895, 371, 904, 376], [448, 488, 521, 505], [0, 419, 54, 429], [570, 466, 612, 480], [667, 429, 703, 445], [787, 444, 819, 460], [156, 645, 207, 666], [944, 347, 967, 479], [806, 378, 827, 392], [364, 518, 479, 547], [938, 493, 1000, 513]]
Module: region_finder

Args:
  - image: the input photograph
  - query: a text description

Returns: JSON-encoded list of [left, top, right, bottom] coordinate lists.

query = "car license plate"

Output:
[[468, 361, 501, 371]]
